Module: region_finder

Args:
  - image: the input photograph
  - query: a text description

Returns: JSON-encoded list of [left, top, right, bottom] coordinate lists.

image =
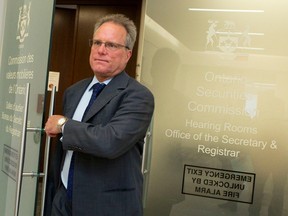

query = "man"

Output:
[[45, 14, 154, 216]]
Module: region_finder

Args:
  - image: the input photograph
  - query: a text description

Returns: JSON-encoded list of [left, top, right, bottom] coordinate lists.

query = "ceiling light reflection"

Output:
[[188, 8, 264, 13]]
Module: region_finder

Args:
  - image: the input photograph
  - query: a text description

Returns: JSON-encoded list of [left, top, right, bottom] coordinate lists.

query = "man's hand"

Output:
[[45, 115, 66, 137]]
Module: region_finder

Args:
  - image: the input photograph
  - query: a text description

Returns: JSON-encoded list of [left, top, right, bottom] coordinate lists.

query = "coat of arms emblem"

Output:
[[16, 2, 31, 44], [206, 20, 253, 54]]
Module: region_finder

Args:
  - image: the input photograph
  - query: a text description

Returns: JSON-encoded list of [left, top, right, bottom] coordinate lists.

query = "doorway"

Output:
[[41, 1, 143, 215]]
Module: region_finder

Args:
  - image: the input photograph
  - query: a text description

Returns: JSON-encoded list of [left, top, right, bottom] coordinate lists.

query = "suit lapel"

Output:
[[82, 72, 129, 122]]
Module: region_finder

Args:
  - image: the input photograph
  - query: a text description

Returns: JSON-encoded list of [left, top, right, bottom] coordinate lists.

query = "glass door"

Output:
[[141, 0, 288, 215], [0, 0, 55, 215]]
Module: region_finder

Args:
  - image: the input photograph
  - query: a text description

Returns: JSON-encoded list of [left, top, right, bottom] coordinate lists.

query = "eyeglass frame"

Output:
[[89, 39, 130, 51]]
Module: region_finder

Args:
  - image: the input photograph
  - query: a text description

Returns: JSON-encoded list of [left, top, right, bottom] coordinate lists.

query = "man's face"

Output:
[[89, 22, 132, 82]]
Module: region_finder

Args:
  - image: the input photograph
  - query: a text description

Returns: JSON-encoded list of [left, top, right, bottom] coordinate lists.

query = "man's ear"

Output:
[[125, 50, 132, 63]]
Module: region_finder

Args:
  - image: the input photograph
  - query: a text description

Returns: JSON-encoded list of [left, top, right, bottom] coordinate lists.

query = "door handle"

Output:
[[14, 83, 30, 216], [40, 85, 56, 216], [13, 84, 57, 216]]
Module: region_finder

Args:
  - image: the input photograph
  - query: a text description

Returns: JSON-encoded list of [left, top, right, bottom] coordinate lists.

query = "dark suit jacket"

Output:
[[58, 71, 154, 215]]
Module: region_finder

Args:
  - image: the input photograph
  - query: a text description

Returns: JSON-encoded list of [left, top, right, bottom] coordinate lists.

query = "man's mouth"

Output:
[[95, 58, 109, 63]]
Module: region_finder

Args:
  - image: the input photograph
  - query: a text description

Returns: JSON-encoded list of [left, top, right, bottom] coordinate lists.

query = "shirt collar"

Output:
[[87, 76, 112, 91]]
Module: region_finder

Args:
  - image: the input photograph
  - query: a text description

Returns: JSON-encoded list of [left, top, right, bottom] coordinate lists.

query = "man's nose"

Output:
[[97, 43, 107, 53]]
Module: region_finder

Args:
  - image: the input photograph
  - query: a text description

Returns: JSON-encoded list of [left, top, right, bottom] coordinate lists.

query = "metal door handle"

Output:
[[40, 85, 56, 216], [14, 83, 30, 216], [13, 84, 57, 216]]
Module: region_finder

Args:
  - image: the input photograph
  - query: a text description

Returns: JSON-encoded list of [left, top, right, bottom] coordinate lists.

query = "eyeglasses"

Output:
[[89, 39, 130, 51]]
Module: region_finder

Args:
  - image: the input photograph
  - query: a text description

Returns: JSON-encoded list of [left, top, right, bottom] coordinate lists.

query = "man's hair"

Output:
[[94, 14, 137, 50]]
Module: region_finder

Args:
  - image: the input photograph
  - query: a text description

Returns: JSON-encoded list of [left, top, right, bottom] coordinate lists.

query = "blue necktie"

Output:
[[67, 83, 106, 201], [82, 83, 106, 119]]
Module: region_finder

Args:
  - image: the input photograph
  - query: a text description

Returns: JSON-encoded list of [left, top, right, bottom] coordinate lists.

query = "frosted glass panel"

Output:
[[141, 0, 288, 215], [0, 0, 54, 215]]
